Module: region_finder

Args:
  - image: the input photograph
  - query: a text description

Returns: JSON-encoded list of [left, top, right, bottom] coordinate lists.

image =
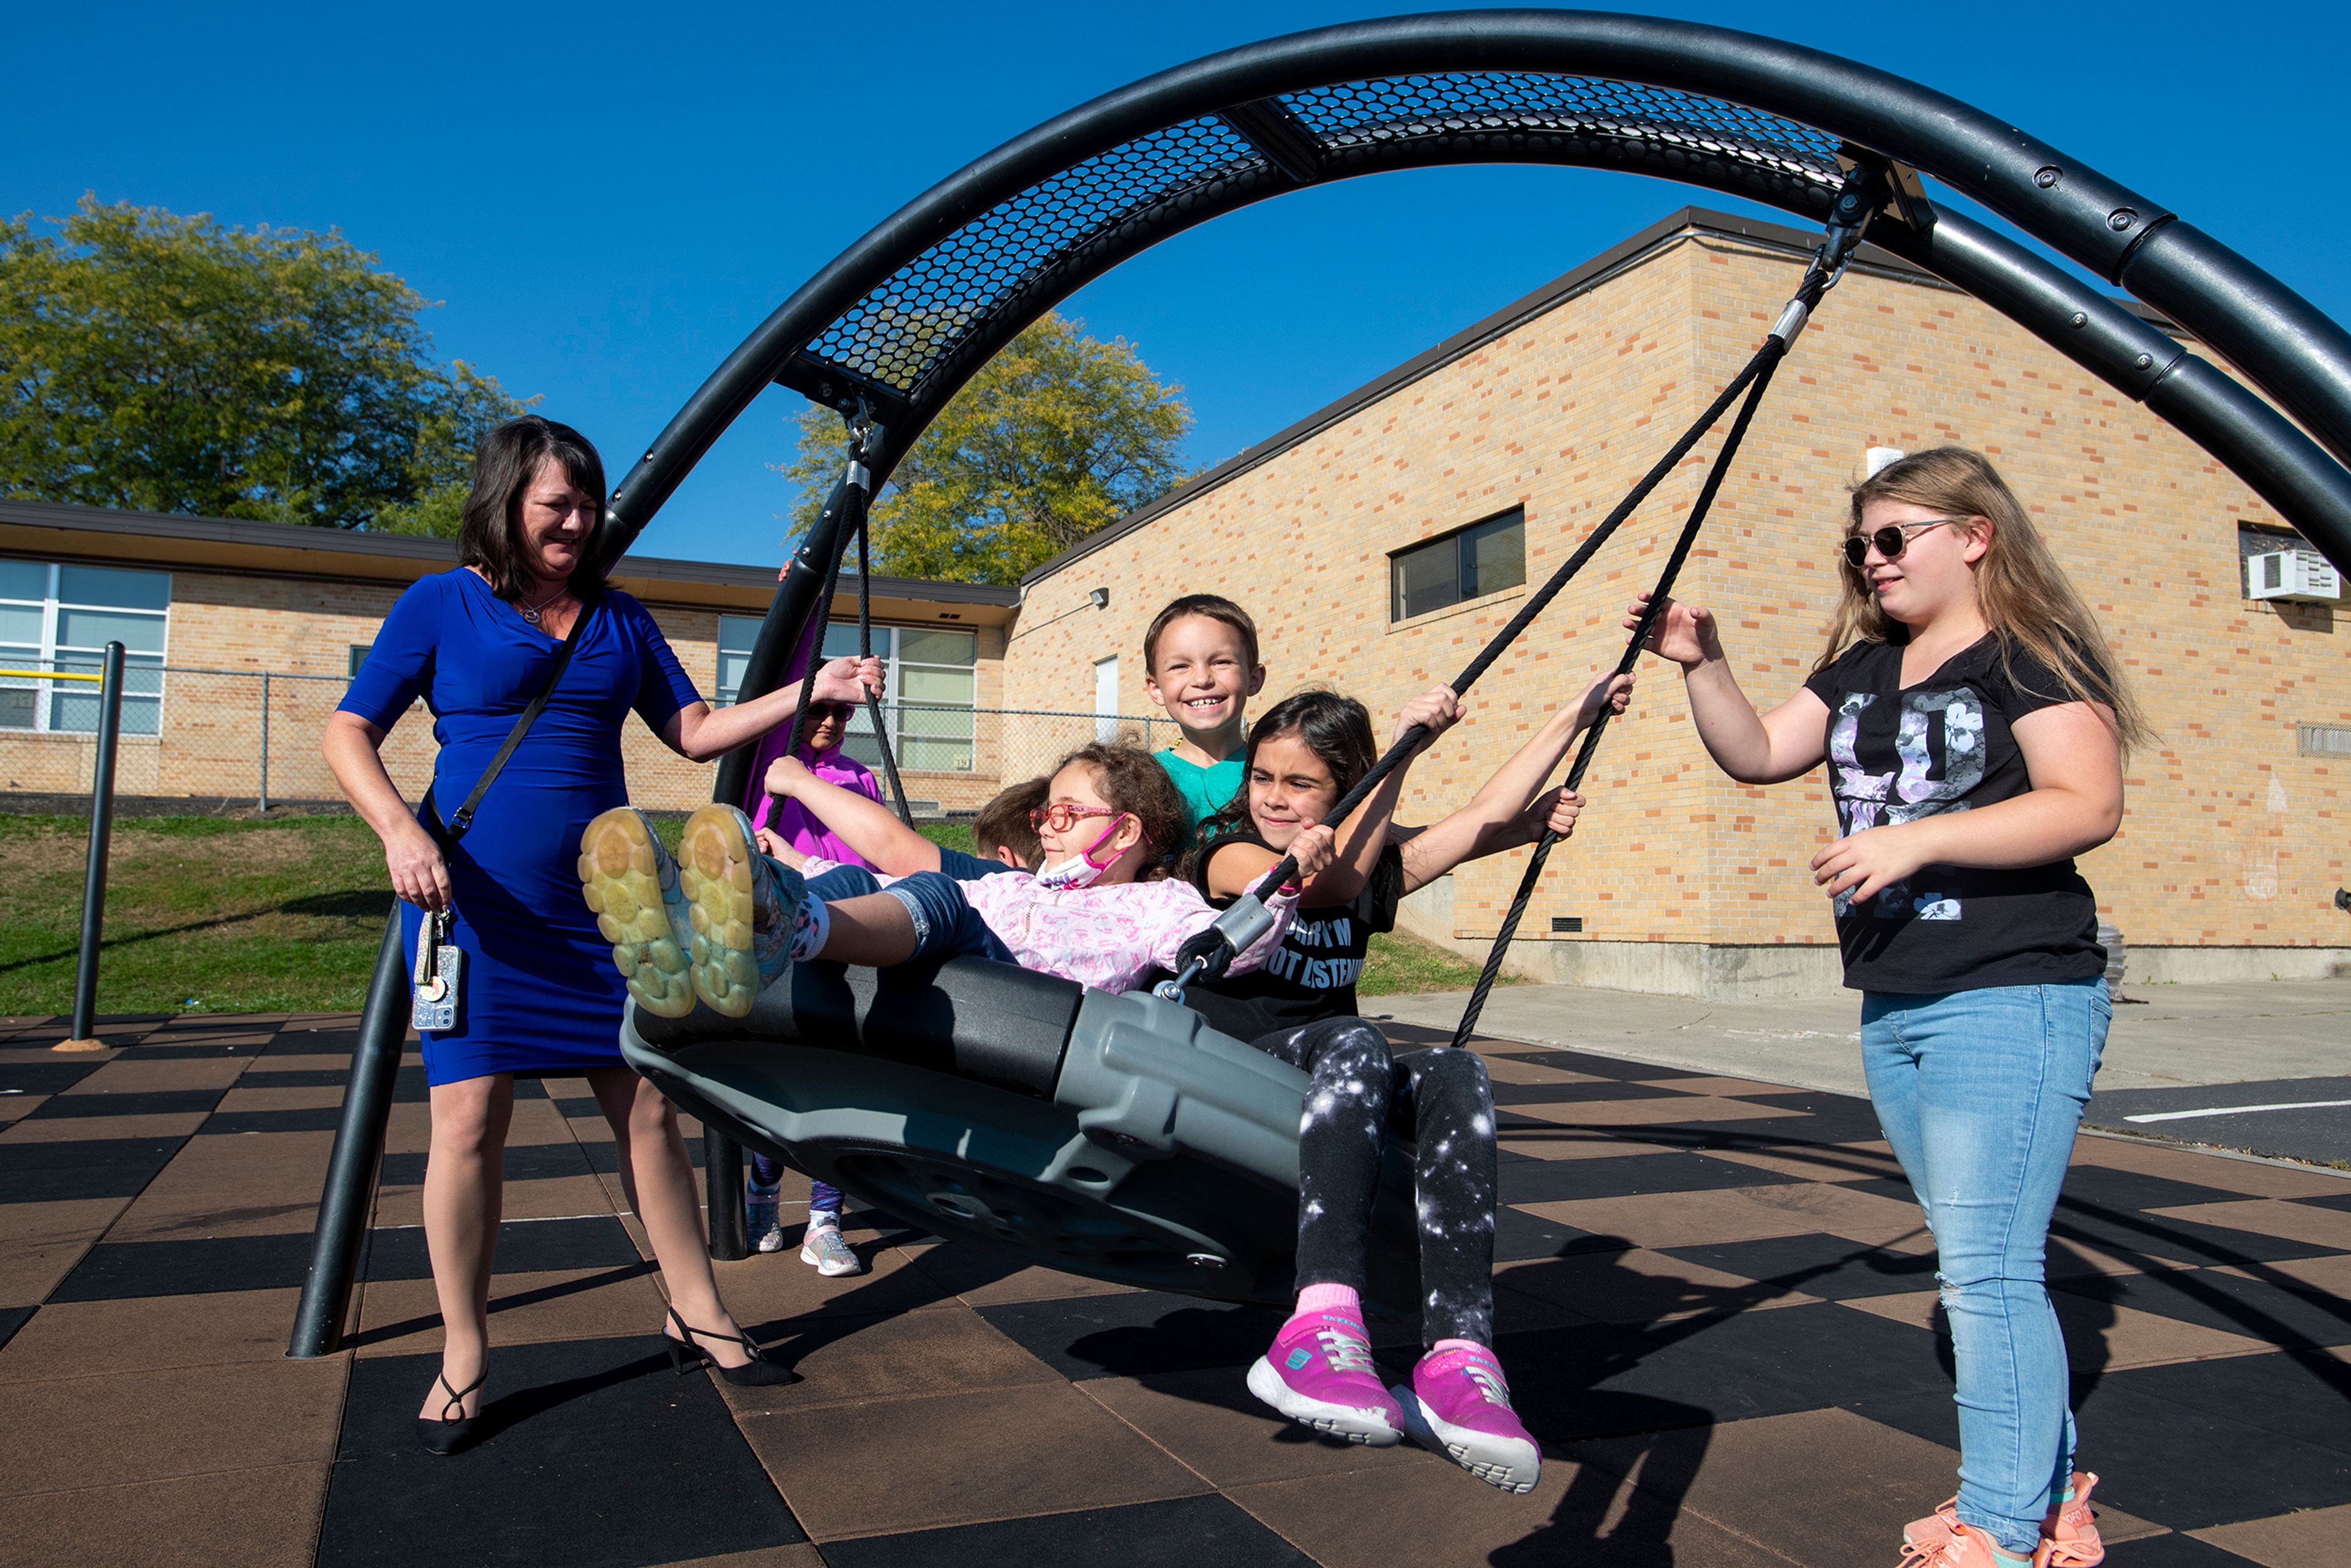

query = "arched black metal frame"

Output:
[[292, 10, 2351, 1354]]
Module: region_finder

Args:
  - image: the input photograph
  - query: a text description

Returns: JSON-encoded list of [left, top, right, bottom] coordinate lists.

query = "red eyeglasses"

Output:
[[1027, 802, 1149, 845]]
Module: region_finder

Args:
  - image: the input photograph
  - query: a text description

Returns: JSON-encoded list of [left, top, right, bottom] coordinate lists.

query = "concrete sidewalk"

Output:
[[1370, 978, 2350, 1099]]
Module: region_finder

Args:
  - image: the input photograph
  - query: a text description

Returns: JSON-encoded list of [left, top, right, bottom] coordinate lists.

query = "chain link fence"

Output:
[[0, 668, 1181, 820]]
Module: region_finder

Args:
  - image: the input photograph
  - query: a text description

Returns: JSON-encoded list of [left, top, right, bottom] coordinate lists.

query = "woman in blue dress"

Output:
[[324, 416, 880, 1451]]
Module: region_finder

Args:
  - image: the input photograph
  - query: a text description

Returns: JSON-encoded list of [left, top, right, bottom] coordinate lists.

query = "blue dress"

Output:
[[339, 569, 703, 1086]]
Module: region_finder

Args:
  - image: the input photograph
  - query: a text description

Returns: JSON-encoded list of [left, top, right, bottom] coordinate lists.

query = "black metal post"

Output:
[[287, 908, 411, 1357], [56, 642, 126, 1054]]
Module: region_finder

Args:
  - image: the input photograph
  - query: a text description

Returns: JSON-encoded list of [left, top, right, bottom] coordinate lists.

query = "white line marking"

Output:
[[2123, 1098, 2351, 1125]]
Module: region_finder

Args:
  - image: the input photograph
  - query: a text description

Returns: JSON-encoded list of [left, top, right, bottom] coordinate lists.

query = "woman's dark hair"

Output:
[[1048, 742, 1189, 880], [1185, 688, 1377, 880], [457, 416, 610, 601]]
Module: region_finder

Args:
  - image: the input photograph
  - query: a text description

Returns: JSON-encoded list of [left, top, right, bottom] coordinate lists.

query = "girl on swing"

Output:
[[1632, 448, 2139, 1568]]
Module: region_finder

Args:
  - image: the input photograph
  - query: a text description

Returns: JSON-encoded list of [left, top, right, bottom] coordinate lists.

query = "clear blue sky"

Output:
[[9, 1, 2345, 568]]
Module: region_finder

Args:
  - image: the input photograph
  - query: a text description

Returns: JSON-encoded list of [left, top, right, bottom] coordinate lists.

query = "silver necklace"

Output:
[[517, 583, 569, 625]]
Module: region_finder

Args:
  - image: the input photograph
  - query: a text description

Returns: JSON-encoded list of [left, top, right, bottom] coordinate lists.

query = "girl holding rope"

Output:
[[1632, 448, 2142, 1568]]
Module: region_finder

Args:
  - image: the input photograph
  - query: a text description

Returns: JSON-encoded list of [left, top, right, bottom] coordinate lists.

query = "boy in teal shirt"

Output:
[[1141, 594, 1264, 841]]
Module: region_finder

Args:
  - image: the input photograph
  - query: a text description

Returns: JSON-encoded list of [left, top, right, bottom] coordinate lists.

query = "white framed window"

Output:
[[0, 560, 170, 735], [716, 615, 979, 772]]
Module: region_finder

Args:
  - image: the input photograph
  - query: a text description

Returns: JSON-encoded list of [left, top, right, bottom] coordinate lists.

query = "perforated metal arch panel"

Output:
[[801, 73, 1845, 411]]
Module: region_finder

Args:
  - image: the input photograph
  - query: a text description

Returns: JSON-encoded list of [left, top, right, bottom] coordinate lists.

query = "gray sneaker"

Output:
[[799, 1218, 864, 1277]]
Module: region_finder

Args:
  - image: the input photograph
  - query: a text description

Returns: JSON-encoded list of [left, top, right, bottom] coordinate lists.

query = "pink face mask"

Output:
[[1035, 812, 1135, 890]]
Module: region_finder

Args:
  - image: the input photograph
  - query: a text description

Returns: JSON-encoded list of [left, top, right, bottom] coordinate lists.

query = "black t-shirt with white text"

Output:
[[1174, 827, 1405, 1041], [1801, 634, 2107, 994]]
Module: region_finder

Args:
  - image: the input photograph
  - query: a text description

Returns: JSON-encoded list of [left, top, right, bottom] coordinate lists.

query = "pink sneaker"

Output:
[[1904, 1471, 2104, 1568], [1392, 1345, 1541, 1494], [1245, 1310, 1404, 1446]]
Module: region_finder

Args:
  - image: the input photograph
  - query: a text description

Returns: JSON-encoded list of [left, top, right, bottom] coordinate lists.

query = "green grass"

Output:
[[1358, 928, 1523, 997], [0, 811, 1496, 1018]]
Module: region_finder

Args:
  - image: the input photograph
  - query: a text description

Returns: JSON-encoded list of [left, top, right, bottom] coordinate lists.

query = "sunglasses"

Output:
[[1839, 518, 1964, 569], [804, 700, 856, 724], [1027, 801, 1149, 844]]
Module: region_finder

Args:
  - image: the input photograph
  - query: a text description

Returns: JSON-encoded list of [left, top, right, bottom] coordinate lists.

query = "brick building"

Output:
[[1008, 208, 2351, 997], [0, 500, 1018, 814]]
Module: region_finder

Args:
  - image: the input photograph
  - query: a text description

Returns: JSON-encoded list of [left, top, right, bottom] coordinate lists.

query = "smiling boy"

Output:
[[1141, 594, 1265, 839]]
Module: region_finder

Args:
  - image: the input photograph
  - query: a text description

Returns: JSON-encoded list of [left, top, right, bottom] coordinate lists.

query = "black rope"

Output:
[[1447, 347, 1786, 1046], [853, 485, 917, 827]]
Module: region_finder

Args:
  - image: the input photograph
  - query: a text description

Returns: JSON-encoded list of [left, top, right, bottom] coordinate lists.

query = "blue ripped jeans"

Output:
[[1861, 978, 2111, 1555], [806, 865, 1017, 965]]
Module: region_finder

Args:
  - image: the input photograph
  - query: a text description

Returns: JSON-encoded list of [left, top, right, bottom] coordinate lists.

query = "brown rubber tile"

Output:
[[1477, 1057, 1612, 1086], [0, 1356, 347, 1495], [904, 1244, 1142, 1307], [714, 1242, 964, 1330], [1505, 1095, 1805, 1128], [351, 1263, 666, 1358], [2214, 1252, 2351, 1298], [1226, 1450, 1790, 1567], [1079, 1364, 1464, 1488], [209, 1083, 345, 1112], [738, 1381, 1211, 1542], [657, 1548, 829, 1568], [0, 1196, 130, 1307], [1520, 1181, 1932, 1252], [1495, 1247, 1826, 1323], [1497, 1133, 1680, 1162], [105, 1130, 338, 1240], [719, 1301, 1063, 1415], [2149, 1197, 2351, 1251], [0, 1286, 300, 1382], [2192, 1501, 2351, 1566], [1, 1460, 329, 1568], [72, 1056, 253, 1092], [0, 1109, 209, 1141], [1835, 1289, 2276, 1370], [2070, 1137, 2345, 1196], [367, 1170, 615, 1230], [1650, 1074, 1803, 1097], [1708, 1143, 1911, 1185]]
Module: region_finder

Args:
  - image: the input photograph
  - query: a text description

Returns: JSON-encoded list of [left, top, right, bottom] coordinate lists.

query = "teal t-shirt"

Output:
[[1155, 749, 1243, 842]]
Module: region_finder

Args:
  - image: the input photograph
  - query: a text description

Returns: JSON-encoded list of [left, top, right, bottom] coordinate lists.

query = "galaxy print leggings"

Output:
[[1250, 1017, 1499, 1346]]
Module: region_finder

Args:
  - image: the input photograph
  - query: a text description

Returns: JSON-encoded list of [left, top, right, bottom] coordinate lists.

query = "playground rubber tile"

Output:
[[0, 1352, 347, 1496], [2064, 1366, 2351, 1529], [904, 1241, 1140, 1305], [713, 1240, 963, 1331], [351, 1262, 664, 1357], [975, 1291, 1284, 1381], [1706, 1141, 1910, 1184], [0, 1303, 31, 1352], [0, 1138, 182, 1204], [1495, 1245, 1826, 1324], [1839, 1288, 2277, 1371], [1496, 1131, 1680, 1161], [2053, 1266, 2351, 1349], [822, 1494, 1316, 1568], [209, 1081, 344, 1113], [370, 1169, 617, 1231], [2192, 1502, 2351, 1567], [377, 1139, 592, 1187], [1520, 1181, 1932, 1253], [1476, 1056, 1611, 1086], [326, 1336, 803, 1568], [362, 1214, 640, 1281], [2047, 1207, 2338, 1270], [1226, 1445, 1783, 1568], [1078, 1363, 1461, 1488], [1504, 1094, 1805, 1128], [1485, 1049, 1709, 1082], [48, 1228, 316, 1299], [236, 1062, 355, 1087], [2151, 1198, 2351, 1251], [0, 1107, 209, 1142], [1487, 1077, 1702, 1105], [25, 1087, 227, 1119], [741, 1381, 1212, 1542], [0, 1059, 105, 1095], [1662, 1232, 1943, 1299], [2052, 1166, 2253, 1214], [2071, 1138, 2350, 1198], [2292, 1190, 2351, 1213], [654, 1548, 827, 1568], [105, 1132, 338, 1239], [1493, 1201, 1629, 1263], [1498, 1149, 1805, 1204], [721, 1301, 1063, 1416], [0, 1460, 330, 1568], [73, 1053, 253, 1091], [2097, 1350, 2351, 1457], [2216, 1251, 2351, 1300], [200, 1104, 350, 1133], [0, 1286, 300, 1381]]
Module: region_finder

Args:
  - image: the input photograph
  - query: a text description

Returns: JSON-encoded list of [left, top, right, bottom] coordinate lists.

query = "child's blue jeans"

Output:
[[806, 865, 1018, 965], [1861, 977, 2110, 1555]]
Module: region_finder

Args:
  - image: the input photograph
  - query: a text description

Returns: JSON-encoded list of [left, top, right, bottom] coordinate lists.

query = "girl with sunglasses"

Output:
[[1630, 448, 2147, 1568], [737, 687, 880, 1272]]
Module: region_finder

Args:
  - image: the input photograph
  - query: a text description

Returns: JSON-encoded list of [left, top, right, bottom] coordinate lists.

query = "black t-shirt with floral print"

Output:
[[1801, 634, 2108, 994]]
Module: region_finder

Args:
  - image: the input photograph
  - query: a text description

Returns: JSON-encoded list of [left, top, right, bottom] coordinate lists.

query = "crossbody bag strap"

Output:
[[423, 597, 595, 846]]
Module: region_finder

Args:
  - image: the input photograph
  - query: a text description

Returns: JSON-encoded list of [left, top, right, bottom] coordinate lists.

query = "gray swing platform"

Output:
[[619, 956, 1425, 1312]]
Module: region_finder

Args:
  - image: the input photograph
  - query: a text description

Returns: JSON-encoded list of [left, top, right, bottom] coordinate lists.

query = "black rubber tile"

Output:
[[579, 1136, 705, 1174], [1662, 1234, 1941, 1298], [2052, 1268, 2351, 1350], [2047, 1208, 2342, 1269], [263, 1028, 359, 1056], [976, 1291, 1284, 1381], [0, 1061, 105, 1096], [1498, 1150, 1804, 1204], [1495, 1202, 1632, 1262], [201, 1106, 346, 1133], [0, 1134, 186, 1172], [380, 1142, 593, 1187], [49, 1231, 317, 1300], [0, 1161, 171, 1204], [822, 1494, 1314, 1568], [1485, 1050, 1708, 1084], [321, 1335, 801, 1567], [26, 1088, 224, 1120], [2292, 1190, 2351, 1214], [2100, 1350, 2351, 1458], [2101, 1536, 2264, 1566], [0, 1304, 32, 1352], [237, 1068, 356, 1089], [1487, 1079, 1703, 1105], [2066, 1366, 2351, 1529], [2055, 1166, 2250, 1214], [363, 1217, 640, 1281], [1722, 1092, 1889, 1144], [1493, 1298, 1944, 1443], [387, 1068, 548, 1104]]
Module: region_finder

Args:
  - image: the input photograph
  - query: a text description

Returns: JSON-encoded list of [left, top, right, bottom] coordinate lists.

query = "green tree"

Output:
[[784, 312, 1192, 583], [0, 196, 526, 534]]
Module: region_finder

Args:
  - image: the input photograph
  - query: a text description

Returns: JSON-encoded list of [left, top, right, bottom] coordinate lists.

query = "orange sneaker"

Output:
[[1899, 1521, 2025, 1568]]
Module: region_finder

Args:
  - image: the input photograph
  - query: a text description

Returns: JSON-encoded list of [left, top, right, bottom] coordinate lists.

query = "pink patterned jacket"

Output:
[[801, 858, 1298, 994]]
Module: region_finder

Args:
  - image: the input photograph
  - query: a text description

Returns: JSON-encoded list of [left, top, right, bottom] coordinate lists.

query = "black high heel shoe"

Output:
[[416, 1367, 487, 1456], [664, 1305, 798, 1387]]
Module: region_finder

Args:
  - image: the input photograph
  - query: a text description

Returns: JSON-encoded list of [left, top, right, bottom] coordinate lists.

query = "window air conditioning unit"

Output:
[[2246, 550, 2342, 603]]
